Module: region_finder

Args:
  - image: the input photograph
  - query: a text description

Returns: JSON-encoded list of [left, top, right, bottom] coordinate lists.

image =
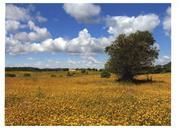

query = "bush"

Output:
[[67, 71, 75, 77], [81, 69, 88, 74], [24, 73, 31, 77], [5, 73, 16, 77], [100, 70, 111, 78], [51, 74, 56, 77], [81, 69, 86, 73], [99, 69, 104, 72]]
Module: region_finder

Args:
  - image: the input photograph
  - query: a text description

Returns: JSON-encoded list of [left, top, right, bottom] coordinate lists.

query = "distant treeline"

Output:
[[5, 67, 69, 72], [139, 62, 171, 74], [76, 68, 99, 71], [5, 62, 171, 74], [5, 67, 101, 72]]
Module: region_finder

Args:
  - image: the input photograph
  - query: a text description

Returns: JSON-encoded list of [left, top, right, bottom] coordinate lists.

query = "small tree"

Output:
[[81, 69, 86, 73], [105, 31, 159, 81], [100, 70, 111, 78]]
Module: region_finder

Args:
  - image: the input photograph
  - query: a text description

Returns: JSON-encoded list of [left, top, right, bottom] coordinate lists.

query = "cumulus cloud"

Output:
[[67, 59, 77, 65], [63, 3, 101, 23], [7, 55, 105, 68], [81, 54, 103, 65], [6, 4, 165, 69], [6, 36, 30, 54], [156, 55, 171, 65], [6, 4, 31, 33], [106, 14, 160, 36], [6, 20, 20, 32], [164, 55, 170, 59], [152, 43, 160, 50], [28, 21, 51, 41], [163, 7, 171, 36], [6, 4, 51, 54], [6, 13, 160, 55], [12, 20, 51, 42], [67, 55, 104, 69], [6, 4, 49, 34], [65, 29, 113, 53], [6, 28, 113, 55], [6, 4, 160, 58], [36, 15, 47, 22], [36, 12, 47, 22], [6, 4, 30, 21]]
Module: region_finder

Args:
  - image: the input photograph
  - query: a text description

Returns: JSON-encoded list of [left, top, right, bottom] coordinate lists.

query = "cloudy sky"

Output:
[[6, 3, 171, 69]]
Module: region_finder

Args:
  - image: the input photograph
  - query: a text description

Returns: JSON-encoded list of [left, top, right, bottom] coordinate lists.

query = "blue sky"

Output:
[[6, 3, 171, 69]]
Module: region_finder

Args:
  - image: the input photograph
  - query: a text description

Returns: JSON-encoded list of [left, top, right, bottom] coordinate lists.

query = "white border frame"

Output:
[[1, 0, 182, 127], [0, 2, 5, 127]]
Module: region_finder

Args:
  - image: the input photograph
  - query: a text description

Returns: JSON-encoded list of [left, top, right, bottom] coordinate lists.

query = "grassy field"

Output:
[[5, 71, 171, 126]]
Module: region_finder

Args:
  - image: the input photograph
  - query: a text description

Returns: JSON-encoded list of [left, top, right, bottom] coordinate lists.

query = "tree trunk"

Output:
[[118, 72, 134, 81]]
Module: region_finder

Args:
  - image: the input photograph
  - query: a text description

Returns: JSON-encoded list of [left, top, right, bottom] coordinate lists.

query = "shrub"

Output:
[[5, 73, 16, 77], [99, 69, 104, 72], [67, 71, 75, 77], [51, 74, 56, 77], [81, 69, 86, 73], [100, 70, 111, 78], [81, 69, 88, 74], [24, 73, 31, 77]]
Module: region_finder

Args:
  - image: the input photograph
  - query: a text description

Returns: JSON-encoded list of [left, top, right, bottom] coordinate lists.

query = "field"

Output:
[[5, 71, 171, 126]]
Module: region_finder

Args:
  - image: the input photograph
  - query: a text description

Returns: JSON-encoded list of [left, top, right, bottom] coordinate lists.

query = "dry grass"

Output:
[[5, 72, 171, 126]]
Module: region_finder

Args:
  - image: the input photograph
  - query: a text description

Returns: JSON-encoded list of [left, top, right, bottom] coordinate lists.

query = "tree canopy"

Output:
[[105, 31, 159, 81]]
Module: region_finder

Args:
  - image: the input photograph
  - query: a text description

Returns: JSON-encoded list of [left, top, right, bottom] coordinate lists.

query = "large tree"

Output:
[[105, 31, 159, 81]]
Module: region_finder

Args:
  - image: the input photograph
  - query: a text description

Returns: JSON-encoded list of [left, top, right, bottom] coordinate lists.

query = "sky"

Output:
[[5, 3, 171, 69]]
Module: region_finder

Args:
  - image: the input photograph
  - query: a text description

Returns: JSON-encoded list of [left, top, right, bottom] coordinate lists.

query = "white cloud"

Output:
[[6, 36, 28, 55], [6, 4, 30, 21], [63, 3, 101, 23], [163, 7, 171, 36], [13, 32, 29, 42], [6, 28, 113, 55], [36, 16, 47, 22], [6, 20, 20, 32], [34, 37, 67, 52], [65, 29, 112, 53], [7, 56, 105, 68], [6, 4, 50, 42], [6, 21, 160, 55], [153, 43, 160, 50], [106, 14, 160, 36], [156, 55, 171, 65], [67, 54, 105, 69], [6, 4, 161, 60], [27, 20, 51, 41], [35, 12, 47, 22], [82, 55, 103, 65], [164, 55, 170, 59], [11, 20, 51, 43], [67, 59, 77, 65]]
